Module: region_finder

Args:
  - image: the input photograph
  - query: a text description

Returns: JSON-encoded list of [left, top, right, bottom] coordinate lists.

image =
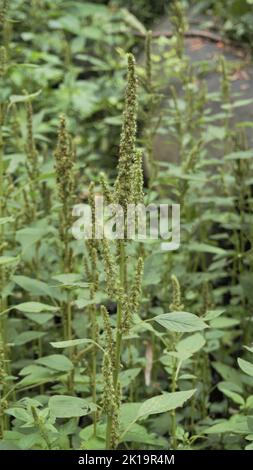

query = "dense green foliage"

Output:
[[0, 0, 253, 451], [194, 0, 253, 46]]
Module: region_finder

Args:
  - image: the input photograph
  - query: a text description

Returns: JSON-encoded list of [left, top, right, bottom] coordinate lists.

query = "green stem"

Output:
[[106, 241, 125, 449], [113, 241, 125, 388], [171, 362, 177, 450], [0, 123, 9, 437], [91, 304, 97, 436]]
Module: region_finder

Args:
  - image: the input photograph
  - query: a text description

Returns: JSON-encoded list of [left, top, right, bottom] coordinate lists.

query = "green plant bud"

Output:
[[100, 172, 113, 204], [169, 274, 184, 311]]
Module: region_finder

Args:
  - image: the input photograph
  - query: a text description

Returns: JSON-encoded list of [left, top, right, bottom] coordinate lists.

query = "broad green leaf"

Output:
[[240, 274, 253, 305], [9, 89, 41, 105], [13, 331, 46, 346], [119, 403, 142, 430], [5, 408, 31, 422], [76, 291, 107, 308], [248, 417, 253, 432], [80, 423, 106, 442], [143, 253, 165, 286], [204, 309, 225, 321], [52, 273, 86, 287], [245, 443, 253, 450], [14, 302, 58, 313], [122, 423, 166, 447], [212, 362, 242, 385], [24, 313, 53, 325], [81, 436, 105, 450], [13, 275, 60, 299], [176, 333, 205, 360], [154, 312, 208, 332], [188, 243, 226, 255], [204, 416, 249, 434], [246, 396, 253, 409], [0, 256, 19, 266], [18, 433, 42, 450], [35, 355, 73, 372], [50, 339, 93, 348], [224, 150, 253, 160], [210, 317, 240, 329], [0, 441, 20, 450], [136, 389, 196, 419], [16, 226, 49, 253], [0, 217, 14, 225], [218, 383, 244, 406], [122, 8, 147, 34], [17, 365, 55, 387], [223, 98, 253, 109], [48, 395, 96, 418], [119, 368, 141, 388], [238, 358, 253, 377]]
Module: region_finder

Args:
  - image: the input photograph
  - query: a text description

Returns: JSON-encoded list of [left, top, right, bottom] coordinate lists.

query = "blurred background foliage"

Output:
[[94, 0, 253, 45], [3, 0, 251, 186], [193, 0, 253, 46], [0, 0, 253, 450]]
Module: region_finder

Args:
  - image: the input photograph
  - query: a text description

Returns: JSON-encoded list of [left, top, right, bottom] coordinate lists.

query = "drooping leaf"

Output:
[[48, 395, 96, 418], [35, 355, 73, 372], [0, 256, 19, 266], [154, 312, 208, 333], [136, 389, 196, 419], [13, 276, 55, 297], [176, 333, 206, 360], [14, 302, 58, 313], [13, 331, 46, 346], [9, 89, 41, 105], [238, 358, 253, 377], [50, 339, 94, 348]]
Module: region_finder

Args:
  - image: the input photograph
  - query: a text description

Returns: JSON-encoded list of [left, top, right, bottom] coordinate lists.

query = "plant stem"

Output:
[[91, 304, 97, 436], [0, 122, 9, 437], [106, 241, 126, 449], [113, 241, 125, 388]]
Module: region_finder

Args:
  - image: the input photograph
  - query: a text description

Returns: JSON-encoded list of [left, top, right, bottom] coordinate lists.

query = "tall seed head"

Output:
[[54, 115, 75, 205], [169, 274, 184, 311], [121, 257, 143, 334], [0, 46, 6, 76], [102, 352, 115, 415], [101, 239, 119, 297], [114, 53, 137, 211], [130, 149, 144, 204], [101, 305, 114, 363], [100, 172, 113, 205]]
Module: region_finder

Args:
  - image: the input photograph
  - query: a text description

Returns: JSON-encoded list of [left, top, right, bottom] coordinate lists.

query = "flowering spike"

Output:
[[114, 53, 137, 211], [131, 149, 144, 204], [169, 274, 184, 311]]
